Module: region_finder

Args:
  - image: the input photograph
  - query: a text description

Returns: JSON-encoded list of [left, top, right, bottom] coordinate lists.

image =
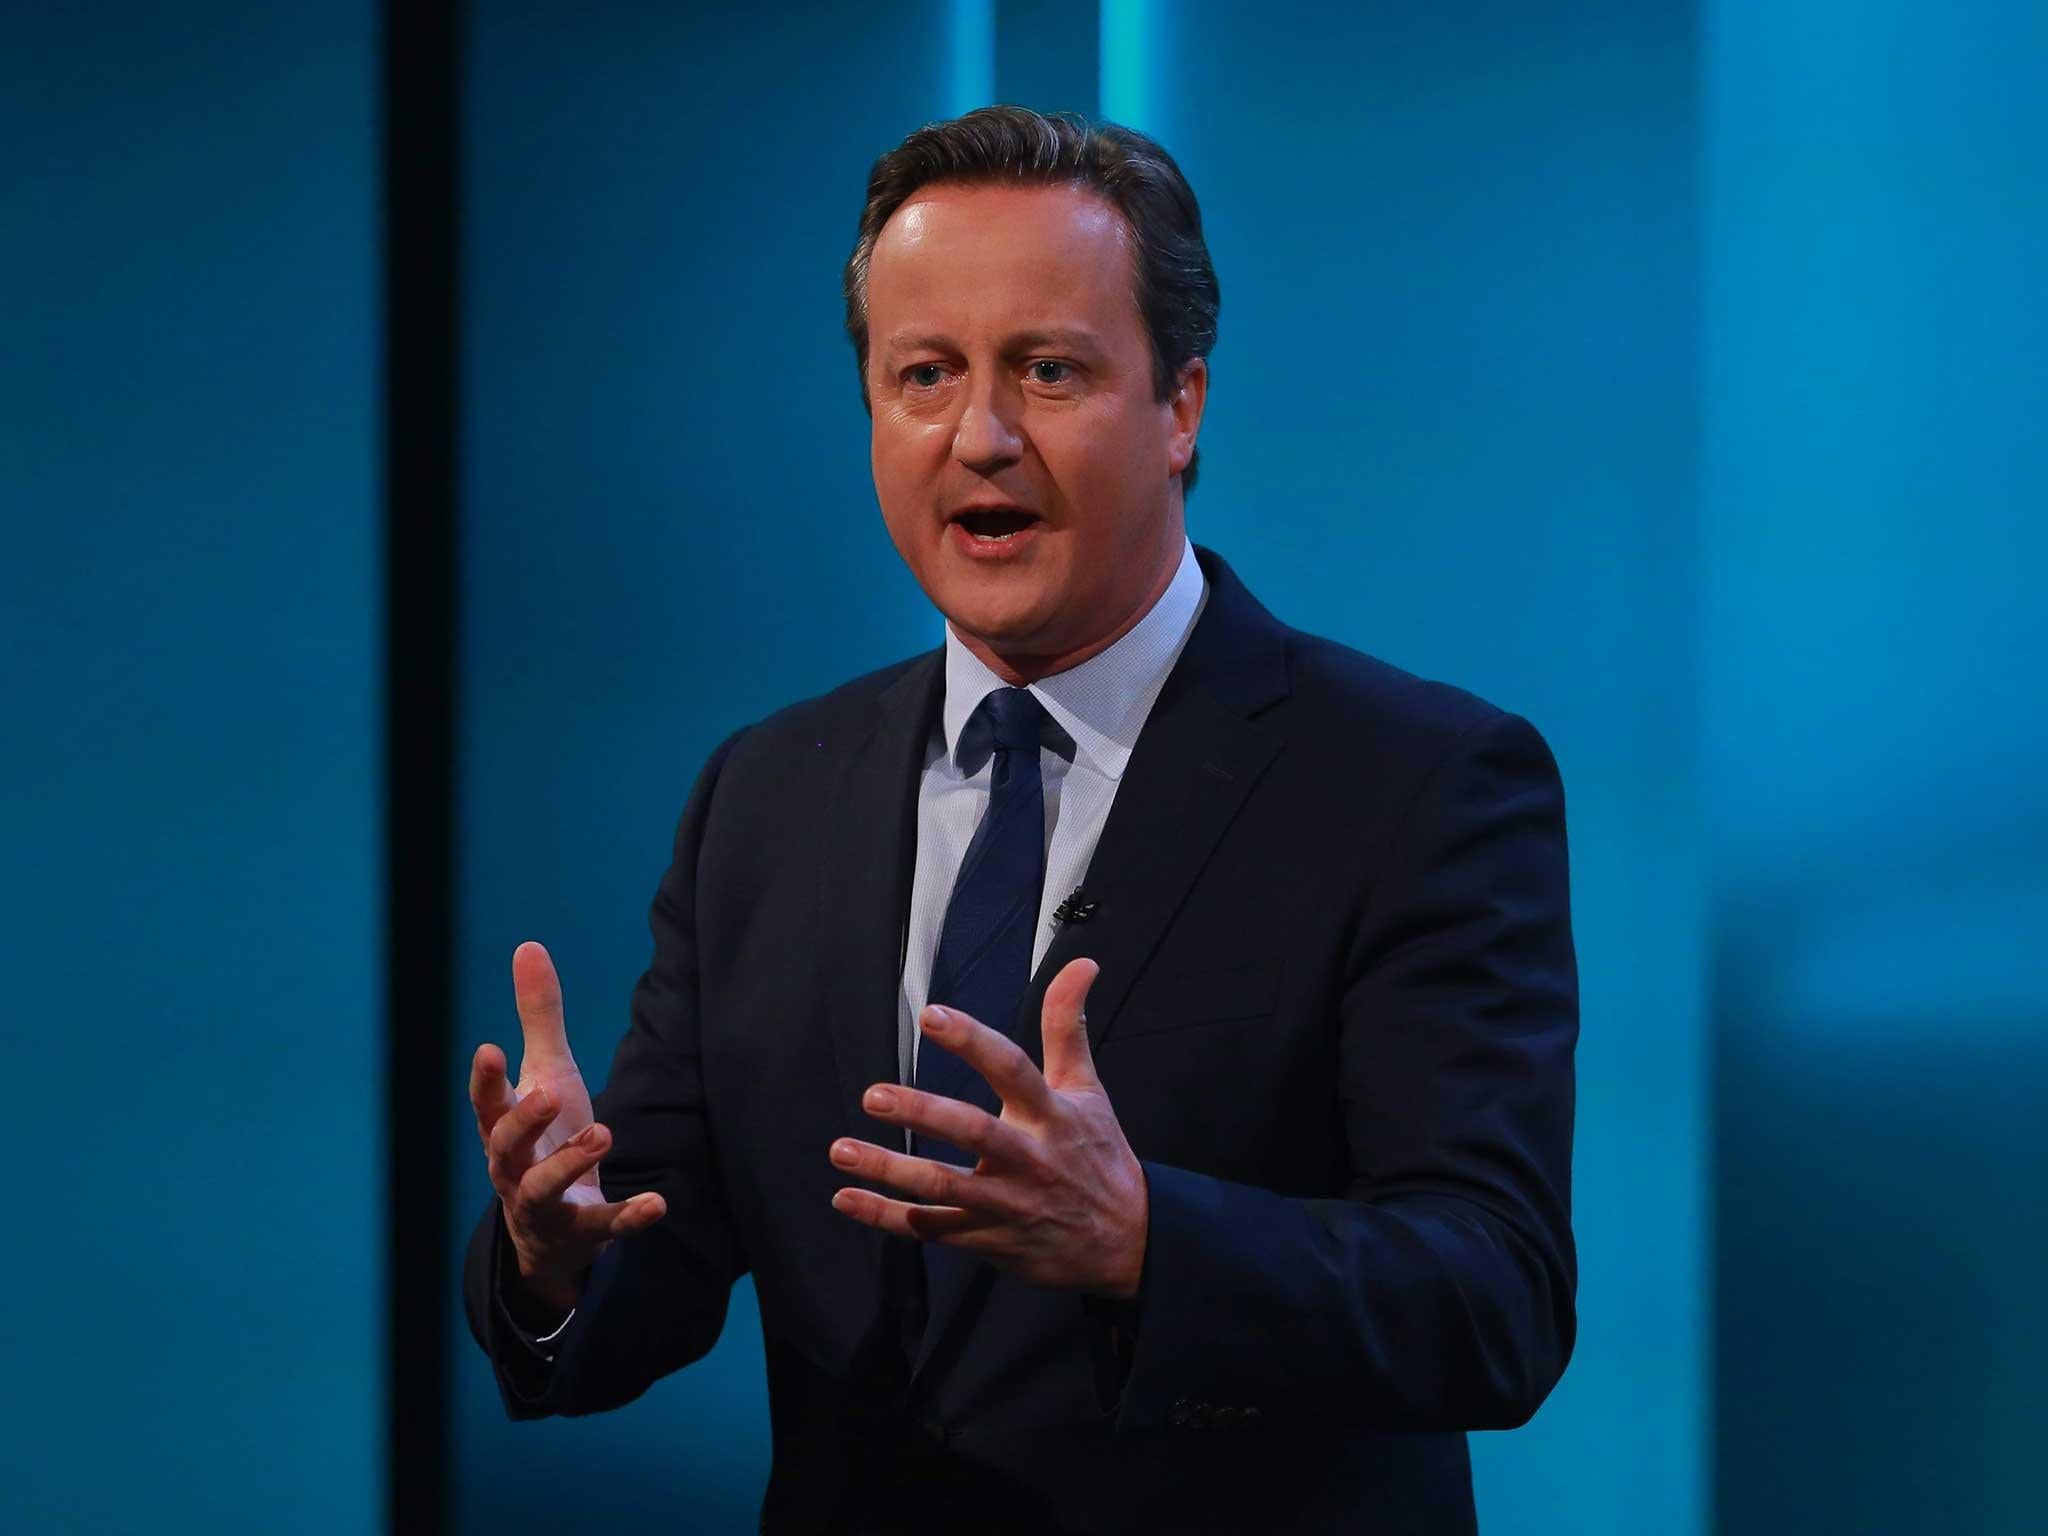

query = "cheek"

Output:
[[870, 430, 946, 554], [1053, 422, 1148, 515], [873, 413, 949, 479], [869, 427, 915, 501]]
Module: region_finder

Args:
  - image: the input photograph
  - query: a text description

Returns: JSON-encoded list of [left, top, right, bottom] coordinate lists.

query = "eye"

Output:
[[1029, 359, 1073, 385], [904, 363, 947, 389]]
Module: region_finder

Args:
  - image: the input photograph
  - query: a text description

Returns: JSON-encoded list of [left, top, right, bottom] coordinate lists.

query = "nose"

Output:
[[950, 375, 1024, 477]]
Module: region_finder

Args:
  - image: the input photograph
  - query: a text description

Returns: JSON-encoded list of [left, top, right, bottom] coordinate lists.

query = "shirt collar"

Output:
[[940, 538, 1208, 782]]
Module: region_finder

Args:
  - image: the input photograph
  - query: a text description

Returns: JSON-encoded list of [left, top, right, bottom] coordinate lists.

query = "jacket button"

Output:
[[1213, 1405, 1242, 1428], [1242, 1406, 1263, 1428], [1169, 1397, 1194, 1429]]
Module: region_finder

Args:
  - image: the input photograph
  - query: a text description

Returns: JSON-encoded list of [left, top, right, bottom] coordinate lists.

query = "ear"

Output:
[[1165, 357, 1208, 477]]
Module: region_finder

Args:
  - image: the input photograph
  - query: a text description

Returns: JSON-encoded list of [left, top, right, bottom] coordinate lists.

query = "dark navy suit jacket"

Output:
[[465, 547, 1578, 1533]]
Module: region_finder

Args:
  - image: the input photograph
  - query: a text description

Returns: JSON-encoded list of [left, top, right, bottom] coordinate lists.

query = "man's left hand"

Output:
[[827, 957, 1148, 1300]]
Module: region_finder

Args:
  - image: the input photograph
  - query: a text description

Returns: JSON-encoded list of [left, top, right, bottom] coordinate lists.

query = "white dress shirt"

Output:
[[896, 538, 1208, 1091]]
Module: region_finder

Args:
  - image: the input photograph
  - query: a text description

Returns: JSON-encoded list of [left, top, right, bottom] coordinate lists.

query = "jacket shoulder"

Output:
[[1280, 627, 1550, 767], [1196, 546, 1545, 763], [723, 649, 938, 756]]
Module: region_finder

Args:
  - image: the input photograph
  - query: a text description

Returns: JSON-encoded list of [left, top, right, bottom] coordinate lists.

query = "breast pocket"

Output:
[[1108, 962, 1278, 1042]]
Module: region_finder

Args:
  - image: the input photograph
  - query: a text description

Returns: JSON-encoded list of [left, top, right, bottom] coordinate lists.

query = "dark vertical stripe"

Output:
[[994, 0, 1100, 116], [383, 0, 459, 1531]]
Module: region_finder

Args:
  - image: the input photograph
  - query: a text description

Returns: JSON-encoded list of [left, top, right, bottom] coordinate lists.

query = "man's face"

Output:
[[864, 181, 1206, 678]]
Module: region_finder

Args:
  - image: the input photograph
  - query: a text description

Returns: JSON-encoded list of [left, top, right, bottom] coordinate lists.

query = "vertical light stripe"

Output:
[[948, 0, 996, 114], [1099, 0, 1155, 128]]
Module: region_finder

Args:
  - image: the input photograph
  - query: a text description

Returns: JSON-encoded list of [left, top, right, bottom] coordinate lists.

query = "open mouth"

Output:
[[951, 507, 1041, 543]]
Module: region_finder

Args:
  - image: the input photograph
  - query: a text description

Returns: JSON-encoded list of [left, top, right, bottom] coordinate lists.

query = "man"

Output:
[[465, 106, 1577, 1534]]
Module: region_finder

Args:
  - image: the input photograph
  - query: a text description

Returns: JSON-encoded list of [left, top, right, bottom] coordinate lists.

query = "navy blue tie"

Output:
[[886, 686, 1049, 1372], [914, 686, 1050, 1158]]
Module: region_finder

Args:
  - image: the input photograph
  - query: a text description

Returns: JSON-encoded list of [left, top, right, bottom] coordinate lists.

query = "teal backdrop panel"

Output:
[[1114, 5, 1707, 1533], [995, 0, 1099, 118], [450, 4, 958, 1527], [1702, 3, 2048, 1531], [2, 2, 382, 1531]]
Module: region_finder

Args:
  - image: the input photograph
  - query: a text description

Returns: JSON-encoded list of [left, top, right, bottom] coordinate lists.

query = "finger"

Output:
[[563, 1190, 666, 1240], [470, 1042, 516, 1146], [1038, 957, 1102, 1089], [827, 1137, 1033, 1221], [900, 1201, 1005, 1240], [829, 1187, 1007, 1243], [520, 1121, 611, 1206], [512, 940, 575, 1069], [487, 1082, 561, 1184], [859, 1083, 1036, 1167], [918, 1004, 1056, 1118]]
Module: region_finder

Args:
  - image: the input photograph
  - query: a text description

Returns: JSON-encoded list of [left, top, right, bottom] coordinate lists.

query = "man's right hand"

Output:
[[470, 940, 668, 1315]]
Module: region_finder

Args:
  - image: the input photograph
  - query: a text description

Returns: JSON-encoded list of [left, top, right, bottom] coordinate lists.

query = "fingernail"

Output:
[[830, 1139, 859, 1166], [922, 1007, 950, 1032], [863, 1087, 896, 1113], [530, 1086, 552, 1112]]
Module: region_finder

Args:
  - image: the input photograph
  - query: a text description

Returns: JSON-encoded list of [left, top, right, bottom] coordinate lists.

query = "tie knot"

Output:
[[980, 686, 1048, 753]]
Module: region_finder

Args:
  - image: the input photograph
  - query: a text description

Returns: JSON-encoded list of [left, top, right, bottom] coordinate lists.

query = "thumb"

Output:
[[1040, 957, 1101, 1089], [511, 940, 576, 1069]]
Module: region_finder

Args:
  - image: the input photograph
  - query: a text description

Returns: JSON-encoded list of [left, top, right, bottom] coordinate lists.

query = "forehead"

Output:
[[866, 182, 1138, 336]]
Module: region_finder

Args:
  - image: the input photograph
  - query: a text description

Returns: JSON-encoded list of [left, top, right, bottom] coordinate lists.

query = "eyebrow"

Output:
[[880, 332, 956, 360], [880, 327, 1104, 359], [1004, 327, 1103, 355]]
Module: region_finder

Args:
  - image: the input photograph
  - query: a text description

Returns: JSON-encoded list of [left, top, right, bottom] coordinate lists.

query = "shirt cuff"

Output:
[[494, 1220, 577, 1362]]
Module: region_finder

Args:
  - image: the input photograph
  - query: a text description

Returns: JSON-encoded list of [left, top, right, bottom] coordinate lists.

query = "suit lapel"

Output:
[[1032, 548, 1290, 1056], [819, 652, 943, 1150], [915, 549, 1292, 1380]]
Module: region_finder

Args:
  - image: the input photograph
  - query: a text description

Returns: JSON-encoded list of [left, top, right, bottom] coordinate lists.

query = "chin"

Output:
[[922, 559, 1031, 615], [939, 589, 1061, 651], [947, 607, 1052, 653]]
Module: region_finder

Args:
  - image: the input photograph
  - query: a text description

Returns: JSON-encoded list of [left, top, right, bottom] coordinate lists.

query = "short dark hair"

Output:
[[843, 105, 1221, 495]]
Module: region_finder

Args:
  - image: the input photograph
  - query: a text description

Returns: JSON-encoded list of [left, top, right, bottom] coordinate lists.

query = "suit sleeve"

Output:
[[462, 730, 753, 1419], [1109, 710, 1578, 1434]]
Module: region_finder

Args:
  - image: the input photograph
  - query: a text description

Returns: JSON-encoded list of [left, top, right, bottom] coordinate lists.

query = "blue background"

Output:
[[6, 2, 381, 1530], [9, 1, 2042, 1532]]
